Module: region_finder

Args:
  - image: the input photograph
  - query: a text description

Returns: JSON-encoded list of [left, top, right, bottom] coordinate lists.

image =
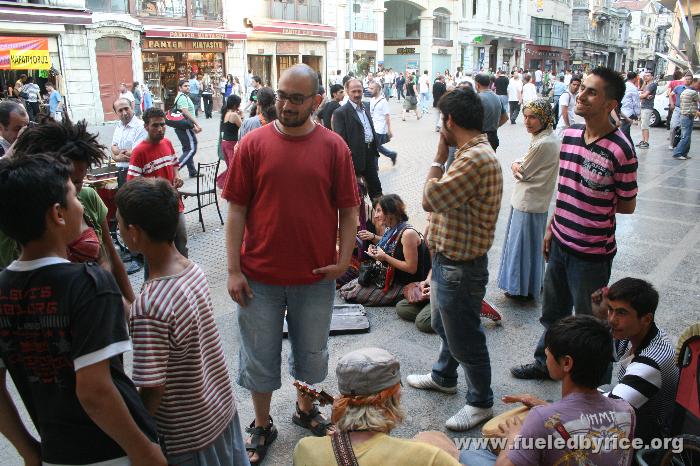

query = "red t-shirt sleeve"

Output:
[[222, 139, 253, 206], [332, 143, 361, 209]]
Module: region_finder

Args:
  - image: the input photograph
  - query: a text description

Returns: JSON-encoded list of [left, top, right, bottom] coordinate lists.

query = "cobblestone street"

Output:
[[1, 101, 699, 465]]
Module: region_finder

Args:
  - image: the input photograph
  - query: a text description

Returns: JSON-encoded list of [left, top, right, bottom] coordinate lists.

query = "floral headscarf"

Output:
[[523, 98, 554, 131]]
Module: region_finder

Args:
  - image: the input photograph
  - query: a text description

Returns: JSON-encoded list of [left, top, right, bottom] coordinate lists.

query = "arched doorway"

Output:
[[96, 37, 133, 121], [383, 1, 423, 73]]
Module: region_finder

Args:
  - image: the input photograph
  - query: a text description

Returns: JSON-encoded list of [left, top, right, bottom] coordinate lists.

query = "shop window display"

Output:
[[137, 0, 186, 18]]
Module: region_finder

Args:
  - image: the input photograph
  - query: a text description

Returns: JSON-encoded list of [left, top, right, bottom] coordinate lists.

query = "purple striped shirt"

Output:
[[552, 125, 637, 260]]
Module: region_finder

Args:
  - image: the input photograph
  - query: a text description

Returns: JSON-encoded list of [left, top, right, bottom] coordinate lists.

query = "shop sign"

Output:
[[169, 31, 225, 40], [397, 48, 416, 54], [438, 48, 448, 55], [143, 39, 225, 51], [0, 37, 51, 70], [277, 42, 300, 54]]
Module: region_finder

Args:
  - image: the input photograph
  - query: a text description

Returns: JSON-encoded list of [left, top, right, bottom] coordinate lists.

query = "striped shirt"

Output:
[[608, 323, 678, 442], [552, 125, 637, 260], [425, 134, 503, 261], [128, 138, 184, 212], [130, 262, 235, 455], [679, 88, 699, 117]]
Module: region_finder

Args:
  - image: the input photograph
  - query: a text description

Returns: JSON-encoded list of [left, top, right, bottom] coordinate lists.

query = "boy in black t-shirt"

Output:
[[0, 154, 166, 466]]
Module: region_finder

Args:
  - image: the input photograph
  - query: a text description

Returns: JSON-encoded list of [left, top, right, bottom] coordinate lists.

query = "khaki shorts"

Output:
[[640, 108, 653, 130]]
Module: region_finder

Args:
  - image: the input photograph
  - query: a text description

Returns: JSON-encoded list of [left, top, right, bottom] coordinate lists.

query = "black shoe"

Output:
[[511, 362, 551, 380], [390, 154, 397, 166]]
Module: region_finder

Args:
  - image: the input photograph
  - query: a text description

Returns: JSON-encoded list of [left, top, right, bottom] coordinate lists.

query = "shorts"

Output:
[[640, 108, 653, 130], [167, 412, 250, 466], [237, 277, 335, 392]]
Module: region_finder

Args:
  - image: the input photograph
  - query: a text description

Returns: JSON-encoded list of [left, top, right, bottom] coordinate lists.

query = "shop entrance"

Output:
[[96, 36, 133, 121], [302, 55, 321, 73], [276, 55, 298, 80], [248, 55, 272, 87]]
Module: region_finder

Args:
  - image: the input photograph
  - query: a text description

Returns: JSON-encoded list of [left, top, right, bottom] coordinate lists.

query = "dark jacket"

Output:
[[332, 100, 380, 174], [433, 81, 447, 107]]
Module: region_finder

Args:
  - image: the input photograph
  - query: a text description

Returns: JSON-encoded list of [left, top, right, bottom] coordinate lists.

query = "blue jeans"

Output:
[[430, 253, 493, 408], [459, 443, 498, 465], [420, 91, 431, 113], [375, 133, 396, 161], [533, 237, 612, 366], [237, 277, 335, 392], [673, 115, 694, 158]]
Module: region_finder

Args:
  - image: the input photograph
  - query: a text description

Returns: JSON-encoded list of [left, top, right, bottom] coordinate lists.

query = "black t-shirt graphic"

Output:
[[0, 259, 158, 464]]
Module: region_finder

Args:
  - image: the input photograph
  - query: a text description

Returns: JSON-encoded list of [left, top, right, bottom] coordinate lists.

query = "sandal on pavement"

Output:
[[292, 402, 334, 436], [246, 416, 278, 465]]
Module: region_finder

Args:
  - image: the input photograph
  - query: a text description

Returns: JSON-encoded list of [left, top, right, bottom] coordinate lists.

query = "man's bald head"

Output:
[[279, 64, 319, 95], [345, 78, 362, 90]]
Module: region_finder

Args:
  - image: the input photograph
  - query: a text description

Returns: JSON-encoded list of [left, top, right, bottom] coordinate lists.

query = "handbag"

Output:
[[408, 95, 418, 105], [165, 95, 194, 130], [357, 261, 385, 287]]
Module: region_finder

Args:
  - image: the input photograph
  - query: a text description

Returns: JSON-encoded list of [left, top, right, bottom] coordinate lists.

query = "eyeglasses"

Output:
[[275, 91, 315, 105]]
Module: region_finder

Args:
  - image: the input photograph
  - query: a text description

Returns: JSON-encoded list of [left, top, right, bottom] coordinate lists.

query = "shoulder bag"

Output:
[[331, 431, 359, 466], [165, 94, 194, 130]]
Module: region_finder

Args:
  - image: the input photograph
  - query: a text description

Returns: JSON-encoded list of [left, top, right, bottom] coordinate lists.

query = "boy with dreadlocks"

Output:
[[5, 116, 135, 302]]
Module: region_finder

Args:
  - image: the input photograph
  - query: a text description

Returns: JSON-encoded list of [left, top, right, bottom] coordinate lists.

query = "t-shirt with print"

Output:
[[128, 138, 184, 212], [507, 392, 636, 466], [552, 125, 638, 260], [222, 123, 360, 285], [641, 82, 657, 110], [0, 258, 158, 465], [130, 262, 234, 455]]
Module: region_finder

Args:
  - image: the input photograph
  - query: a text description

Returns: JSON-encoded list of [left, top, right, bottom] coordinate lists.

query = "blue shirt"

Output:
[[354, 103, 373, 143], [49, 90, 62, 113], [188, 78, 200, 95], [553, 81, 567, 98]]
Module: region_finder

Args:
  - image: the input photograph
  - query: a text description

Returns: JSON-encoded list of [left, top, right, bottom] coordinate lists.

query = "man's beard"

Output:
[[279, 107, 313, 128]]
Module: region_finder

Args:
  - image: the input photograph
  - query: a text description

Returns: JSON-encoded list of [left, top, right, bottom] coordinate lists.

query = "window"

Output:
[[462, 0, 467, 17], [137, 0, 186, 18], [268, 0, 322, 23], [193, 0, 221, 20], [530, 18, 569, 47], [498, 0, 502, 22], [349, 0, 376, 33], [433, 8, 450, 39], [473, 0, 477, 17], [385, 1, 421, 38], [87, 0, 128, 13]]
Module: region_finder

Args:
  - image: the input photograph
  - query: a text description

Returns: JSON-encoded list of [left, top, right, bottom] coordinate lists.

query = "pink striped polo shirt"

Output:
[[552, 125, 638, 260], [130, 262, 235, 455]]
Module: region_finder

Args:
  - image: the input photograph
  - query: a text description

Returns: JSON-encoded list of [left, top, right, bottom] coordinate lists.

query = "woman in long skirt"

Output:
[[497, 98, 560, 300]]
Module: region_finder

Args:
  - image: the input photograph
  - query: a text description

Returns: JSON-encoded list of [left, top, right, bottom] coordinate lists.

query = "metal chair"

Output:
[[178, 160, 223, 232]]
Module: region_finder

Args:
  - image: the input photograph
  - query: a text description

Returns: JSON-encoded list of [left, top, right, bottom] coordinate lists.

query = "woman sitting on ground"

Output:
[[340, 194, 429, 306]]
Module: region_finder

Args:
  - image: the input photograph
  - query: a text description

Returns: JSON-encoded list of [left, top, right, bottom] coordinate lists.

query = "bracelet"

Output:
[[431, 162, 445, 171]]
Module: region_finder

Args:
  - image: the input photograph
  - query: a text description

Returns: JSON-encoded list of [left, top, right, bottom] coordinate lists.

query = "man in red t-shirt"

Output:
[[127, 108, 188, 259], [223, 64, 359, 464]]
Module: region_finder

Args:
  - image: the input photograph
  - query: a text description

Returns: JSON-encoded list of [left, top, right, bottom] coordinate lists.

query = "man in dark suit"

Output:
[[332, 78, 383, 201]]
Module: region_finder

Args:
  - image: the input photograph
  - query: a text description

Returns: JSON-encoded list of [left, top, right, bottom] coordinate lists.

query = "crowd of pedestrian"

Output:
[[0, 60, 694, 466]]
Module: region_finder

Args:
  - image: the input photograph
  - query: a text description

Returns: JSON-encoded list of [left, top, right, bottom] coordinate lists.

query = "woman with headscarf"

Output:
[[497, 98, 560, 300]]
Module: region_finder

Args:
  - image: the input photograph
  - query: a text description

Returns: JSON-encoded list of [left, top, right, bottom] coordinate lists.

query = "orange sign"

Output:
[[0, 37, 50, 70]]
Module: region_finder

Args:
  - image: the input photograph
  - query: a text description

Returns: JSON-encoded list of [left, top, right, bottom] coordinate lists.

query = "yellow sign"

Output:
[[9, 49, 51, 70]]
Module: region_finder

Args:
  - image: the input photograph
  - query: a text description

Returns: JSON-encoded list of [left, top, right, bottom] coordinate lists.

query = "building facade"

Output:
[[526, 0, 573, 73], [614, 0, 660, 72], [457, 0, 529, 73], [570, 0, 631, 72], [659, 0, 699, 74]]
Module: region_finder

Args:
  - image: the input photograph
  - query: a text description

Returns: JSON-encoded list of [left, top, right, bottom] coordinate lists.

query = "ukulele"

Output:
[[293, 380, 335, 406]]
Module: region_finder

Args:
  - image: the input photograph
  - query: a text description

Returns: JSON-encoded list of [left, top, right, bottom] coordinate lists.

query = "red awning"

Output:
[[0, 3, 91, 26], [249, 19, 336, 39], [143, 26, 246, 40]]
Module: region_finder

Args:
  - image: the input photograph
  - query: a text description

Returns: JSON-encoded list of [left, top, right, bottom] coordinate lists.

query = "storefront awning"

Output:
[[0, 3, 91, 26], [143, 26, 246, 40], [247, 19, 336, 39]]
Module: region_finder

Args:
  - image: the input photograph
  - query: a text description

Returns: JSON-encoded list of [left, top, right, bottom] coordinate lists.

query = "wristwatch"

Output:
[[431, 162, 445, 171]]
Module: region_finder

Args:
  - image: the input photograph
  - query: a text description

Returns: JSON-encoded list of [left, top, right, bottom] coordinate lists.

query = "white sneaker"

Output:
[[446, 405, 493, 431], [406, 373, 457, 394]]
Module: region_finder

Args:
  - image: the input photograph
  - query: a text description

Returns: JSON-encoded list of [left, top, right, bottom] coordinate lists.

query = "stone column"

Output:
[[496, 42, 504, 70], [374, 6, 386, 66], [419, 14, 434, 74]]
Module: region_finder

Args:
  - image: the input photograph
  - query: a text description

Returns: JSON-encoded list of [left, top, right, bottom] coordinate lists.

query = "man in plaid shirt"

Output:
[[407, 88, 503, 431]]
